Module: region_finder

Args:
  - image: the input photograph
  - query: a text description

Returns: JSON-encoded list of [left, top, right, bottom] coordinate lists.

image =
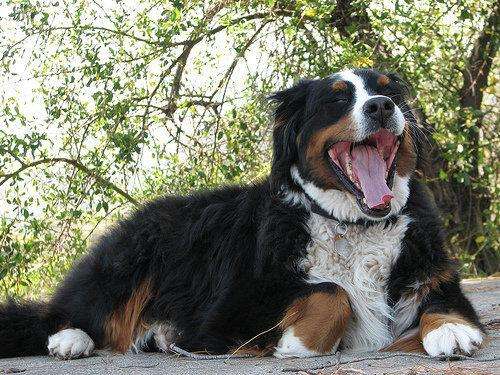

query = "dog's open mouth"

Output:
[[327, 129, 400, 218]]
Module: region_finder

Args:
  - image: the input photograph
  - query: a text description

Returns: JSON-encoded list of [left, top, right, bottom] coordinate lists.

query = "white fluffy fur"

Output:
[[153, 323, 178, 352], [289, 166, 410, 223], [301, 213, 412, 350], [132, 322, 178, 353], [392, 293, 421, 337], [47, 328, 94, 359], [423, 323, 483, 357], [274, 327, 322, 358], [132, 327, 154, 353]]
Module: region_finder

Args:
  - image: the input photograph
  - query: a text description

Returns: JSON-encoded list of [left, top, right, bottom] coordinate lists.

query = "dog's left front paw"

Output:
[[422, 323, 483, 357]]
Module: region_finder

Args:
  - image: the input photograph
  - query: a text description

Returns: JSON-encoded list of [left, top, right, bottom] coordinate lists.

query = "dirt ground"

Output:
[[1, 278, 498, 375]]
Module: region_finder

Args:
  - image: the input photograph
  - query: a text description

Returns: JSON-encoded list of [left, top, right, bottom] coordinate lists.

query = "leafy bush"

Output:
[[0, 0, 498, 298]]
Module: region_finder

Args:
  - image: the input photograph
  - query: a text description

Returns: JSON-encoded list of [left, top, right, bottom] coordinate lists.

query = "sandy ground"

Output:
[[1, 278, 498, 375]]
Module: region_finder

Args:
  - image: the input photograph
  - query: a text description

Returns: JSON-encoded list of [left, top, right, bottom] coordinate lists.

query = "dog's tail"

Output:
[[0, 299, 65, 358]]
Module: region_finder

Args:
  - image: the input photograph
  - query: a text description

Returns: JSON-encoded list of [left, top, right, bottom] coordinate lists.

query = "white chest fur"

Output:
[[300, 213, 411, 350]]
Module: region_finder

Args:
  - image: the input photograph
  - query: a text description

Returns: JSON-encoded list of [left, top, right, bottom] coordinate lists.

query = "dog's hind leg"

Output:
[[46, 240, 155, 359]]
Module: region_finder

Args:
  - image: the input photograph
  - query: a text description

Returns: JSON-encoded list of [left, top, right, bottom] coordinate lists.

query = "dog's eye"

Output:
[[326, 98, 348, 104], [381, 90, 403, 103]]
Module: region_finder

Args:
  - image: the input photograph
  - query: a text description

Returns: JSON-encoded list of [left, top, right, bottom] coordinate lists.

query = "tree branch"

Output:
[[330, 0, 389, 58], [0, 158, 138, 206], [460, 4, 499, 109]]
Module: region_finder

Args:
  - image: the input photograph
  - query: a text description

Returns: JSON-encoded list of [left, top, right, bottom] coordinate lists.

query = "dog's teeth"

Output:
[[345, 161, 354, 179]]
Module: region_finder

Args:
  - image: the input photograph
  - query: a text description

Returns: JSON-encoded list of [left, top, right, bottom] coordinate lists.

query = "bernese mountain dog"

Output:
[[0, 69, 485, 360]]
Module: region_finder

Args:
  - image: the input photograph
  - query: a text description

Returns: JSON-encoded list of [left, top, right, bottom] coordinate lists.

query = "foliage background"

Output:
[[0, 0, 498, 298]]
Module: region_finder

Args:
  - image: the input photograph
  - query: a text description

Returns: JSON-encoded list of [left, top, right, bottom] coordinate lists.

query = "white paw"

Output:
[[48, 328, 94, 359], [274, 327, 327, 358], [423, 323, 483, 357]]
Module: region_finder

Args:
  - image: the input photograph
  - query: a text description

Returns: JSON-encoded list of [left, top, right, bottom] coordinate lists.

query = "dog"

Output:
[[0, 68, 485, 359]]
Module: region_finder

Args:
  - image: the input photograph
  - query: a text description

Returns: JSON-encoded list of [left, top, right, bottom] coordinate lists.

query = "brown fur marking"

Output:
[[280, 288, 352, 353], [382, 328, 425, 353], [305, 115, 357, 189], [396, 124, 417, 177], [332, 80, 347, 91], [425, 268, 455, 292], [377, 75, 390, 86], [401, 268, 456, 303], [274, 116, 286, 129], [105, 279, 152, 352]]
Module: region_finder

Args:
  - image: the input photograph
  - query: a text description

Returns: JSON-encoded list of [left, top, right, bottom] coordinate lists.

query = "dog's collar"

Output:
[[303, 192, 398, 228]]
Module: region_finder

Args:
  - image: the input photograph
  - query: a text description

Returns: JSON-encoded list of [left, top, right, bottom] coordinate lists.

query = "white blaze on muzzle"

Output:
[[337, 70, 406, 139]]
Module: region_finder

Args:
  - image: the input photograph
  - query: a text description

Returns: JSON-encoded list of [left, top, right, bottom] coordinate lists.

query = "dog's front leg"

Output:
[[388, 275, 486, 357], [274, 282, 351, 358], [416, 279, 486, 357]]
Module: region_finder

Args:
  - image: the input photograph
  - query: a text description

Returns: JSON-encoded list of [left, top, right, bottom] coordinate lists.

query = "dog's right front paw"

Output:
[[274, 327, 319, 358], [273, 327, 340, 358]]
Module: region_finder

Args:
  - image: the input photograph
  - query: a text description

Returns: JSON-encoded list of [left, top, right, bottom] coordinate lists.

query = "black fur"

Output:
[[0, 69, 482, 358], [0, 300, 65, 357], [389, 179, 483, 330], [270, 79, 313, 191]]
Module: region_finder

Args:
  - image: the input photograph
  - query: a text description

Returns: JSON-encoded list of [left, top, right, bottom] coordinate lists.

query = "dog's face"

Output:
[[271, 69, 418, 220]]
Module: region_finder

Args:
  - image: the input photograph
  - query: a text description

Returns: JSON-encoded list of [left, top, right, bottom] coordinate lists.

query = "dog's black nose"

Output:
[[363, 97, 395, 124]]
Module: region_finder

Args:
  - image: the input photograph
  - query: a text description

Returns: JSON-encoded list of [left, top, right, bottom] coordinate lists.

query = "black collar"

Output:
[[304, 192, 398, 228]]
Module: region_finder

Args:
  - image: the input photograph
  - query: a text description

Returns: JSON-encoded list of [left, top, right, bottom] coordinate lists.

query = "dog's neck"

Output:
[[280, 165, 411, 224]]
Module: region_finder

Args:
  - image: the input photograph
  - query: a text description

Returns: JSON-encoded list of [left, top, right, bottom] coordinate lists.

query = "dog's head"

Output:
[[271, 69, 420, 221]]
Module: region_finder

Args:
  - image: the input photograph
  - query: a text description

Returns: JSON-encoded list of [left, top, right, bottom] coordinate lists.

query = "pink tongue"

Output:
[[351, 145, 394, 209]]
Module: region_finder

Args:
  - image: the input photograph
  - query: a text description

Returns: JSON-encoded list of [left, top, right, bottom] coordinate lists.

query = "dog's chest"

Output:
[[300, 214, 411, 350]]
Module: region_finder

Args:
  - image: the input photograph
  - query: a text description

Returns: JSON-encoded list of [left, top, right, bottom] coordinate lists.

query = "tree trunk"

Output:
[[454, 4, 499, 274]]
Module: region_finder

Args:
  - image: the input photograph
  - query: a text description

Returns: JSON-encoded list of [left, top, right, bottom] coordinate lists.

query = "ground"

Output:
[[1, 278, 498, 375]]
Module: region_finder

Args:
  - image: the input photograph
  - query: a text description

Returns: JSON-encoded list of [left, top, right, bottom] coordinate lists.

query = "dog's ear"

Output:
[[268, 79, 313, 191], [386, 73, 412, 97]]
